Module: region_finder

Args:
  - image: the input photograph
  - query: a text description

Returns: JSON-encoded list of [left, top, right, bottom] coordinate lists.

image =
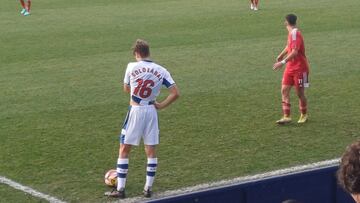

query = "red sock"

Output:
[[27, 0, 31, 12], [282, 102, 291, 117], [20, 0, 26, 9], [299, 99, 307, 114]]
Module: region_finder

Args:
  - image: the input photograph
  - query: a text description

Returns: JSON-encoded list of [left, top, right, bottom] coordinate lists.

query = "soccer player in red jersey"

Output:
[[20, 0, 31, 16], [273, 14, 310, 124]]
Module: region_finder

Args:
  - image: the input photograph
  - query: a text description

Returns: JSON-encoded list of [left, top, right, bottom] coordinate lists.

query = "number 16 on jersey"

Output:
[[133, 79, 154, 98]]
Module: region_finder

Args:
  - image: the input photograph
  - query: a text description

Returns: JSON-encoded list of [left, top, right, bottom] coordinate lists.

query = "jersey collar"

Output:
[[141, 59, 153, 63]]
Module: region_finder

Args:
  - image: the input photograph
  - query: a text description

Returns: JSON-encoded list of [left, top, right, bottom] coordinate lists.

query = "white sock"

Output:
[[145, 158, 157, 190], [117, 158, 129, 191]]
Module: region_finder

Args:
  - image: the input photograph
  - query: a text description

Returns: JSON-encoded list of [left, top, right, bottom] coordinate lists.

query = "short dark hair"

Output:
[[337, 141, 360, 194], [132, 39, 150, 58], [282, 199, 303, 203], [285, 14, 297, 26]]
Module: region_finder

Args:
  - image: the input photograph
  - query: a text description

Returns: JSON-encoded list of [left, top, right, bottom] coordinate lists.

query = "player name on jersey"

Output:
[[131, 67, 163, 81]]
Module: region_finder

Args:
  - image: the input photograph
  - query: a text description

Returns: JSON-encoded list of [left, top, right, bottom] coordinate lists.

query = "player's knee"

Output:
[[298, 95, 306, 101], [281, 88, 289, 96], [145, 146, 156, 158], [119, 145, 131, 158], [295, 89, 305, 98]]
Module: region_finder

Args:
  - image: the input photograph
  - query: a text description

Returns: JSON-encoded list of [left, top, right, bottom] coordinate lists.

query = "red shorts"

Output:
[[282, 71, 309, 88]]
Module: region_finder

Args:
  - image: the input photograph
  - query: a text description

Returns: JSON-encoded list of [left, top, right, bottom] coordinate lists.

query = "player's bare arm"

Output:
[[283, 48, 298, 62], [273, 48, 299, 70], [123, 84, 130, 93], [155, 85, 180, 110], [277, 47, 288, 62]]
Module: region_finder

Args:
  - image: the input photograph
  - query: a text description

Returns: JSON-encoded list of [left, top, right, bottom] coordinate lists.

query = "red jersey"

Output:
[[286, 28, 309, 73]]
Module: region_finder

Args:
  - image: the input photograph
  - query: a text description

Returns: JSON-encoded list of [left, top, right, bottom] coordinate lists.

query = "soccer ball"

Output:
[[104, 169, 117, 187]]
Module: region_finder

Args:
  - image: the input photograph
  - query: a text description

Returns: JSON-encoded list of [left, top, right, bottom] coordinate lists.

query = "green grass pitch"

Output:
[[0, 184, 45, 203], [0, 0, 360, 202]]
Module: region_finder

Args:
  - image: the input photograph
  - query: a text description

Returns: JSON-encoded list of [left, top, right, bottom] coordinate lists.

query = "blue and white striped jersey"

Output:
[[123, 60, 175, 105]]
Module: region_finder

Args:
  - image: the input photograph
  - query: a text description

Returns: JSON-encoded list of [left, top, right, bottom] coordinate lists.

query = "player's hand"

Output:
[[276, 55, 283, 62], [273, 62, 283, 70], [154, 101, 164, 110]]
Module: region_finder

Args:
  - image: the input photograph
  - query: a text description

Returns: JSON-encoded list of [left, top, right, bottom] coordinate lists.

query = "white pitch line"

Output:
[[0, 176, 66, 203], [116, 158, 340, 203]]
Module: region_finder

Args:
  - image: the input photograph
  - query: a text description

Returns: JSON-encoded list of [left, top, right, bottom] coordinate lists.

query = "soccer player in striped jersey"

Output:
[[273, 14, 310, 124], [105, 39, 180, 199], [20, 0, 31, 16]]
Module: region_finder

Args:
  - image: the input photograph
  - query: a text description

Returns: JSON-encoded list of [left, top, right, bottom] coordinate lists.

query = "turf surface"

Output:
[[0, 184, 44, 203], [0, 0, 359, 202]]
